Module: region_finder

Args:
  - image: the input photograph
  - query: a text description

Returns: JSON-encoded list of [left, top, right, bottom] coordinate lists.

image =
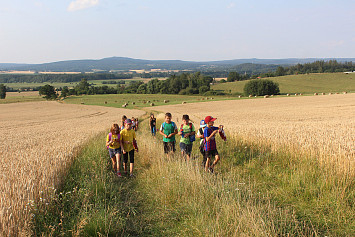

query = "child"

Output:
[[136, 118, 139, 130], [106, 124, 123, 177], [131, 117, 136, 131], [178, 114, 196, 161], [159, 112, 178, 155], [196, 119, 207, 166], [149, 113, 157, 137], [120, 119, 139, 177], [203, 116, 226, 173], [120, 115, 127, 131]]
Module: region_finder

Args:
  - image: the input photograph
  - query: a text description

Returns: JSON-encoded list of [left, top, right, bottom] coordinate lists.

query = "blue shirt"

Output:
[[204, 126, 219, 151]]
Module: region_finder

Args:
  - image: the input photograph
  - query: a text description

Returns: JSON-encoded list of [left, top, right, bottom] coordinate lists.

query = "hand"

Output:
[[135, 148, 139, 152], [184, 133, 190, 138], [164, 134, 168, 138], [219, 125, 224, 130], [212, 130, 218, 135], [122, 150, 126, 154]]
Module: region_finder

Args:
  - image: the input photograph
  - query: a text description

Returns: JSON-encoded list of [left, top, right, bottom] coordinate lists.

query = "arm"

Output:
[[168, 128, 178, 138], [159, 125, 168, 138], [204, 128, 218, 142]]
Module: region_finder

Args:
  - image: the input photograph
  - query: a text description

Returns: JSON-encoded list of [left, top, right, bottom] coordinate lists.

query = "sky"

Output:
[[0, 0, 354, 63]]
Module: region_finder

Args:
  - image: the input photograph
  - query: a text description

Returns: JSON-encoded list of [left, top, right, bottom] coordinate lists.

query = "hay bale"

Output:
[[164, 100, 169, 103], [343, 91, 347, 94], [249, 95, 252, 98], [132, 102, 135, 105], [104, 101, 107, 104], [264, 95, 270, 98], [238, 95, 242, 98], [150, 103, 155, 106], [122, 104, 127, 108], [182, 101, 186, 104], [81, 102, 85, 105], [314, 93, 318, 95], [287, 94, 290, 96]]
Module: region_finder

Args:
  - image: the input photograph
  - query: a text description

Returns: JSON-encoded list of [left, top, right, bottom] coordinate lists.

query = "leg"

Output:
[[129, 150, 135, 175], [211, 154, 220, 169], [123, 152, 128, 174], [205, 157, 211, 172], [116, 153, 121, 173], [111, 157, 117, 172]]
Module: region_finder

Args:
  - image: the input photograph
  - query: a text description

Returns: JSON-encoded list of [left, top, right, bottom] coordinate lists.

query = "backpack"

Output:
[[106, 132, 112, 150], [162, 121, 176, 131], [180, 123, 195, 142]]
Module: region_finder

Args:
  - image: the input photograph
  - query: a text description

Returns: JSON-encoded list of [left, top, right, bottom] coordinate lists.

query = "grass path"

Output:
[[31, 114, 353, 236]]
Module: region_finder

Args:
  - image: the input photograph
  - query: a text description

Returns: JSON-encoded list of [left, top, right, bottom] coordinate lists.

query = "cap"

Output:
[[200, 120, 207, 128], [204, 116, 216, 123], [125, 119, 132, 124]]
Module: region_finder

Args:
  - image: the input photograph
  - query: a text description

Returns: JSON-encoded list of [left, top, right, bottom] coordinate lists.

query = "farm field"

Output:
[[0, 102, 144, 236], [63, 93, 236, 108], [154, 93, 355, 166], [211, 72, 355, 94], [0, 91, 44, 104], [2, 77, 166, 90]]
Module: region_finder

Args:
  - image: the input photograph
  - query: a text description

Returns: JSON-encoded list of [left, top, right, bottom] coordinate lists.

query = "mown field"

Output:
[[211, 72, 355, 94], [2, 77, 164, 90], [63, 94, 236, 109], [0, 91, 44, 104]]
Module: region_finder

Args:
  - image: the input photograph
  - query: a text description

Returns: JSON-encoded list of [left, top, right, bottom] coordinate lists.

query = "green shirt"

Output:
[[179, 123, 195, 145], [160, 122, 177, 142]]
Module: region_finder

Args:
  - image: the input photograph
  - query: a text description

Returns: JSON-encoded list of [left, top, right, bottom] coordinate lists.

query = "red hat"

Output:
[[204, 116, 216, 123]]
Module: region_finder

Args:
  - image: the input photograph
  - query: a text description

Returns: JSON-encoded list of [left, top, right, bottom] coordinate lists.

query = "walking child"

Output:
[[159, 112, 178, 155], [203, 116, 226, 173], [196, 119, 207, 166], [106, 124, 123, 177], [120, 115, 127, 131], [178, 114, 196, 161], [149, 113, 157, 137], [120, 119, 139, 177]]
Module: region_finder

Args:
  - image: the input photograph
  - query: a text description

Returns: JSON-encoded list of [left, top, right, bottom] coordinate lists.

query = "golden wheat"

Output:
[[153, 93, 355, 174], [0, 101, 144, 235]]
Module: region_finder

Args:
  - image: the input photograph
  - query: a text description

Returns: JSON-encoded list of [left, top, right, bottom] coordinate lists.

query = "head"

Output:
[[204, 116, 216, 127], [182, 114, 190, 125], [165, 112, 172, 123], [125, 119, 132, 130], [150, 113, 155, 118], [110, 124, 120, 134], [200, 120, 207, 128], [122, 115, 127, 122]]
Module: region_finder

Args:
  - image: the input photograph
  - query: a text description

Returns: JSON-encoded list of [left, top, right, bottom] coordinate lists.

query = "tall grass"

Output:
[[31, 114, 353, 236]]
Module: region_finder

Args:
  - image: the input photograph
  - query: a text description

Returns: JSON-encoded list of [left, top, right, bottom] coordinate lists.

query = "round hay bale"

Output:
[[150, 103, 155, 106], [182, 101, 186, 104], [264, 95, 270, 98], [238, 95, 242, 98], [343, 91, 347, 94], [132, 102, 135, 105], [104, 101, 107, 104], [122, 104, 127, 108], [286, 94, 290, 96], [314, 93, 318, 95]]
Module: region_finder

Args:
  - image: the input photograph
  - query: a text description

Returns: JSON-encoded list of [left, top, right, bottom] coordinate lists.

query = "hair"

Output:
[[122, 115, 127, 121], [110, 124, 120, 134], [165, 112, 172, 117], [150, 113, 154, 118], [182, 114, 189, 120]]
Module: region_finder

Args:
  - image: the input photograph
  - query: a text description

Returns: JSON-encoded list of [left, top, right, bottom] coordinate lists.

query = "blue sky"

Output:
[[0, 0, 354, 63]]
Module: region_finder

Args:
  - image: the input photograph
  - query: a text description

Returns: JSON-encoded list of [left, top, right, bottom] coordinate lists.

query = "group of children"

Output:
[[107, 113, 226, 177], [151, 112, 226, 173], [106, 115, 138, 177]]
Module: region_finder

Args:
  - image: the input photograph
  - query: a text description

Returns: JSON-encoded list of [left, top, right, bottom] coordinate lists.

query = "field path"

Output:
[[0, 101, 144, 235]]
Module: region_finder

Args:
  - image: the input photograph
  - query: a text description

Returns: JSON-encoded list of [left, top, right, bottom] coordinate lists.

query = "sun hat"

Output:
[[125, 119, 132, 124], [204, 116, 216, 123], [200, 120, 207, 128]]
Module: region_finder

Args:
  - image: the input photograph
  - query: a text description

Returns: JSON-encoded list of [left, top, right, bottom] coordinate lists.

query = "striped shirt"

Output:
[[204, 126, 219, 151]]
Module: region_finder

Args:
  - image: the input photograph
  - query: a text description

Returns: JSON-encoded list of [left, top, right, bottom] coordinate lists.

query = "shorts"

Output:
[[109, 148, 121, 158], [180, 142, 193, 155], [163, 141, 176, 154], [204, 149, 219, 159], [151, 126, 156, 136], [123, 149, 135, 163]]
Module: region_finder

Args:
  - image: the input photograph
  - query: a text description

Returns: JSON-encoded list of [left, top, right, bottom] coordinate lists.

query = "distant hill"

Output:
[[0, 57, 354, 72]]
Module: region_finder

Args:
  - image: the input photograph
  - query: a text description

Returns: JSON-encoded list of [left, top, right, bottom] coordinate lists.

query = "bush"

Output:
[[243, 79, 280, 96], [0, 84, 6, 99]]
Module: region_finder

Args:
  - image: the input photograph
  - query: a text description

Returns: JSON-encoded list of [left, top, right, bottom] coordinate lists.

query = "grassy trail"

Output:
[[31, 115, 353, 236]]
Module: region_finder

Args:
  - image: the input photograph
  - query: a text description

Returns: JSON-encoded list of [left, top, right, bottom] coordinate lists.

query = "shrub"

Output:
[[243, 79, 280, 96]]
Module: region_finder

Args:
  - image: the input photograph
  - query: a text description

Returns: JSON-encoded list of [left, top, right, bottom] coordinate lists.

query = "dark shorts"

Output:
[[205, 149, 219, 159], [123, 149, 135, 163], [109, 148, 121, 158], [163, 141, 176, 154], [180, 142, 193, 155]]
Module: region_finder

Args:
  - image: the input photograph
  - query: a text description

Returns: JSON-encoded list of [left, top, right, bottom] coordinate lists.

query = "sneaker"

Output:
[[116, 172, 122, 177], [209, 167, 214, 174], [130, 173, 134, 178]]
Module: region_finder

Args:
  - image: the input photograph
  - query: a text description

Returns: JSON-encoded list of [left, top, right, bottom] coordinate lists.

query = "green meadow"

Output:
[[212, 72, 355, 94]]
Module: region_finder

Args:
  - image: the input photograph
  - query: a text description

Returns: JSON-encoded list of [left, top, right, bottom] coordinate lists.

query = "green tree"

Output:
[[61, 86, 69, 98], [227, 72, 240, 82], [75, 78, 90, 95], [244, 79, 280, 96], [39, 85, 57, 100], [275, 66, 286, 76], [0, 84, 6, 99]]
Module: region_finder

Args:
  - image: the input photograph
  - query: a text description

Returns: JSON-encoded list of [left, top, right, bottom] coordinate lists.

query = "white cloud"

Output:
[[67, 0, 99, 12]]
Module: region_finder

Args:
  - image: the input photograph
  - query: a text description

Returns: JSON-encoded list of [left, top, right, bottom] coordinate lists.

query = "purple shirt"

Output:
[[204, 126, 219, 151]]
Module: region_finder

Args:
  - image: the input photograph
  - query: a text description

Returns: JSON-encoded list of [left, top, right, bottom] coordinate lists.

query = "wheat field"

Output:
[[153, 93, 355, 174], [0, 101, 144, 236]]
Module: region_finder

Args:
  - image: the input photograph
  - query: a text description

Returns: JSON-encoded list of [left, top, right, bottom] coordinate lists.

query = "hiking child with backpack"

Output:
[[178, 114, 196, 161], [159, 112, 178, 156], [106, 124, 123, 176], [203, 116, 227, 173], [120, 115, 127, 131], [121, 119, 139, 177], [196, 119, 207, 166]]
